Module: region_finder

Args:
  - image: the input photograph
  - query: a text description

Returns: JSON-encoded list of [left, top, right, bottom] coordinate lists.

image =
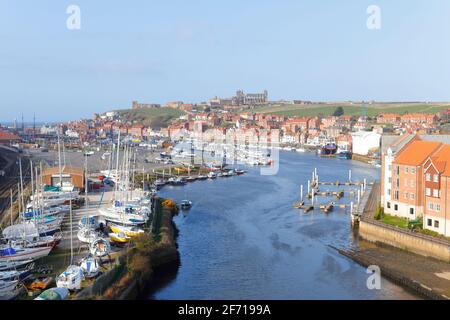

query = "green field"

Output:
[[254, 103, 450, 117], [116, 107, 185, 128]]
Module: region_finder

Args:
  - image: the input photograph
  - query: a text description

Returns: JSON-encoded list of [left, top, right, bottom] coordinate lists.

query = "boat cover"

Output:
[[2, 222, 39, 240]]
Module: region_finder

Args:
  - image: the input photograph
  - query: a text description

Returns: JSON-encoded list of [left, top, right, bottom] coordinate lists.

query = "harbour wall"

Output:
[[359, 219, 450, 262]]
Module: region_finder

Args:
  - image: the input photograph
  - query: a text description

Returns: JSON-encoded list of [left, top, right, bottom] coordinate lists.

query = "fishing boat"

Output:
[[35, 287, 69, 300], [197, 174, 208, 180], [56, 265, 83, 291], [234, 169, 246, 175], [108, 232, 131, 245], [80, 255, 100, 278], [180, 200, 192, 210], [90, 238, 111, 257], [109, 225, 144, 238], [320, 142, 337, 155], [0, 246, 53, 262]]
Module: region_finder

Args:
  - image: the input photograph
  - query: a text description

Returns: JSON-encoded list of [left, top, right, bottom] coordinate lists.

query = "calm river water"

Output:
[[151, 151, 418, 299]]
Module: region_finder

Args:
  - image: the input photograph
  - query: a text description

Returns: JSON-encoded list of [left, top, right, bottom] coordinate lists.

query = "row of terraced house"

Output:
[[381, 133, 450, 236]]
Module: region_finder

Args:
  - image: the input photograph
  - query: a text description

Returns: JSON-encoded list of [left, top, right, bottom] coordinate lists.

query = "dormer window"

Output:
[[426, 173, 431, 181]]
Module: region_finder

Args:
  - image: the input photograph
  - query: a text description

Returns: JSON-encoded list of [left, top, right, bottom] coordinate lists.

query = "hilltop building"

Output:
[[131, 101, 161, 109]]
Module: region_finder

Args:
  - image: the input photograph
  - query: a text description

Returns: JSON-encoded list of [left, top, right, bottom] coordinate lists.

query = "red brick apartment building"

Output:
[[382, 134, 450, 236]]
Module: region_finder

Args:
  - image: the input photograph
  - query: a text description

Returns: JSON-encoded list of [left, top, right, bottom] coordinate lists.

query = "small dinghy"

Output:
[[26, 276, 54, 291], [35, 287, 69, 300], [90, 238, 111, 257], [56, 265, 83, 291], [180, 200, 192, 210], [110, 225, 144, 238], [108, 232, 131, 245], [80, 255, 100, 279]]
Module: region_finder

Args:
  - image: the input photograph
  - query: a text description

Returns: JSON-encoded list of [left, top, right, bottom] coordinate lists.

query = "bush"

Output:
[[132, 233, 157, 255], [374, 203, 383, 220]]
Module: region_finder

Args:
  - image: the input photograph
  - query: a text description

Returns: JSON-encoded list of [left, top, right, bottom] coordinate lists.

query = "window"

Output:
[[433, 189, 439, 198], [387, 202, 391, 209], [394, 190, 399, 200], [405, 167, 409, 173], [409, 180, 414, 188], [387, 189, 391, 196], [436, 204, 441, 211], [428, 202, 434, 210], [410, 193, 415, 200], [396, 179, 399, 188], [404, 193, 409, 199], [409, 208, 414, 215], [427, 219, 432, 226], [426, 188, 431, 196], [434, 220, 440, 228], [394, 204, 398, 211], [388, 165, 392, 172], [396, 166, 400, 175], [433, 174, 439, 183], [388, 177, 392, 183], [426, 173, 431, 181], [411, 167, 416, 174]]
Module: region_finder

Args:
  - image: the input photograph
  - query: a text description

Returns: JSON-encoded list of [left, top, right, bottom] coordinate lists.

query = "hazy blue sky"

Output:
[[1, 0, 450, 122]]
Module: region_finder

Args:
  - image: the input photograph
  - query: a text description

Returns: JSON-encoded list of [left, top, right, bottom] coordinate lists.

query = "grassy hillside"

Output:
[[116, 107, 185, 129], [255, 103, 450, 117]]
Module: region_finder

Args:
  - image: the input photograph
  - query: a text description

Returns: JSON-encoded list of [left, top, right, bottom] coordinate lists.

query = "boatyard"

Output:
[[0, 137, 253, 300]]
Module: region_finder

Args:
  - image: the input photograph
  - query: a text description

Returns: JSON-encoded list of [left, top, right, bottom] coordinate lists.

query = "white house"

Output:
[[351, 131, 381, 155]]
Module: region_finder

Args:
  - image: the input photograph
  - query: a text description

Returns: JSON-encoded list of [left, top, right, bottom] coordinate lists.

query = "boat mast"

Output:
[[30, 160, 34, 217], [114, 130, 121, 201], [18, 157, 24, 214], [70, 198, 73, 264], [85, 154, 88, 209], [10, 189, 13, 226], [57, 132, 63, 188]]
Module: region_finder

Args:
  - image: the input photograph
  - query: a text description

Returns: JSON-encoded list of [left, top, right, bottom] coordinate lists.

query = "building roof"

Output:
[[393, 140, 442, 166], [0, 130, 21, 141], [42, 166, 84, 177], [428, 144, 450, 176]]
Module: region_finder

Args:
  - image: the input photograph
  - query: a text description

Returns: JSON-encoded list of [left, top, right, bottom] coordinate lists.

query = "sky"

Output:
[[1, 0, 450, 122]]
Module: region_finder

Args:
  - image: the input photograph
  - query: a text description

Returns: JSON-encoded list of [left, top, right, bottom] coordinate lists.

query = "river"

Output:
[[150, 150, 418, 299]]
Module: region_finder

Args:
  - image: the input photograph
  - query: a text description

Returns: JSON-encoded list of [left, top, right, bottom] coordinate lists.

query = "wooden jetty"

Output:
[[320, 201, 335, 213], [318, 181, 363, 186]]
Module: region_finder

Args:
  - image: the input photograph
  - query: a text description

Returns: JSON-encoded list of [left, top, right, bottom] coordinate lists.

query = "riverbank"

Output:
[[333, 241, 450, 300], [75, 197, 180, 300]]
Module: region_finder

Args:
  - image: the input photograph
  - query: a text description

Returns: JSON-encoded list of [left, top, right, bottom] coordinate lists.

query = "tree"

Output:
[[333, 106, 344, 117]]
